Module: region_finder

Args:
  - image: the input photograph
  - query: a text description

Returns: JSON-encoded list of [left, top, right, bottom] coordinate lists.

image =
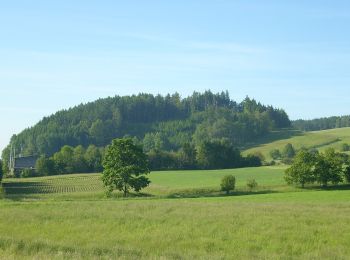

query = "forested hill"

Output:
[[2, 91, 290, 158], [293, 115, 350, 131]]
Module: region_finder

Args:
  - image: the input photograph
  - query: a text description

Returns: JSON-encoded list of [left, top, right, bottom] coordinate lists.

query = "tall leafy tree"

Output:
[[73, 145, 88, 172], [53, 145, 75, 174], [35, 156, 56, 176], [285, 150, 316, 187], [314, 149, 343, 187], [102, 138, 150, 197], [196, 141, 242, 169], [84, 145, 103, 172]]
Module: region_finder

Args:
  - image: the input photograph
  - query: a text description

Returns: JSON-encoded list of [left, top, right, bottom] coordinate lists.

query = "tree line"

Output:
[[293, 115, 350, 131], [1, 91, 290, 171], [8, 140, 262, 178], [285, 148, 350, 187]]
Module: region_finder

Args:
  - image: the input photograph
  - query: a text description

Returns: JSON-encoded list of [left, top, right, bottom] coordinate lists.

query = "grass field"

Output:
[[1, 166, 350, 259], [243, 127, 350, 160], [1, 166, 286, 200]]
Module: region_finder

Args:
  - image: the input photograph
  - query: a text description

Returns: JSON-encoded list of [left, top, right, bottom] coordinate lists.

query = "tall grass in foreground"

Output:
[[1, 190, 350, 259]]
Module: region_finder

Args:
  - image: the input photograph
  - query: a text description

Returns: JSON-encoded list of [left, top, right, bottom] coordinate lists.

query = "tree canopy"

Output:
[[293, 115, 350, 131], [102, 138, 150, 197], [285, 148, 348, 187], [2, 91, 290, 168]]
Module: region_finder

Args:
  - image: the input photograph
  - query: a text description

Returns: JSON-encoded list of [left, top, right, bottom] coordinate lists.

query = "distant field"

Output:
[[243, 127, 350, 160], [2, 166, 350, 259], [1, 166, 286, 199]]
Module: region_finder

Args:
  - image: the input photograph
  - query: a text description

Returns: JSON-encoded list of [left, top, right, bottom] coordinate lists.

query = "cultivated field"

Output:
[[1, 167, 350, 259], [243, 127, 350, 160]]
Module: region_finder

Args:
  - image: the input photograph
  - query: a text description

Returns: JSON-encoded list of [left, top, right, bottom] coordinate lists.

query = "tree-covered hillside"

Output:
[[2, 91, 290, 164]]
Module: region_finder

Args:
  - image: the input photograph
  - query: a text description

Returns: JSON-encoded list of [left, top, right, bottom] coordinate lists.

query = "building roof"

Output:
[[14, 156, 38, 169]]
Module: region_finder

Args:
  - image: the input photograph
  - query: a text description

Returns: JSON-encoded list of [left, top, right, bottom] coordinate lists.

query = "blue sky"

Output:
[[1, 1, 350, 151]]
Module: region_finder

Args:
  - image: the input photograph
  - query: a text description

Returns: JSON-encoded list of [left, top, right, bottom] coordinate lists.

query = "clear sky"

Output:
[[1, 1, 350, 152]]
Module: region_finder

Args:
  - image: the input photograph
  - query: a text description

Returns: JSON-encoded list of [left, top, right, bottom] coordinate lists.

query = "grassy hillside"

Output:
[[243, 127, 350, 160]]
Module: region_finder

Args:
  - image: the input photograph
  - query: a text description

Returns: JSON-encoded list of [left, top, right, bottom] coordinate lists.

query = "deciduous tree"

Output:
[[221, 175, 236, 194], [284, 150, 316, 187], [102, 138, 150, 197]]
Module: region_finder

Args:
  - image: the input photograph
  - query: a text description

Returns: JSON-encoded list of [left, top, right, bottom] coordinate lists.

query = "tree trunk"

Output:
[[123, 184, 128, 197]]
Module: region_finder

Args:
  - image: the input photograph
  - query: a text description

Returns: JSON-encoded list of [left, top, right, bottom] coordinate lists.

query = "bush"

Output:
[[20, 169, 36, 178], [344, 166, 350, 183], [282, 157, 293, 165], [247, 179, 258, 191], [221, 175, 236, 194], [270, 149, 281, 160], [341, 143, 350, 152], [244, 154, 262, 167]]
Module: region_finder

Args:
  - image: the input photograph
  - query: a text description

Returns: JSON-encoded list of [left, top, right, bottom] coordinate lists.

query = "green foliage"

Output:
[[220, 175, 236, 194], [341, 143, 350, 151], [1, 148, 10, 176], [344, 166, 350, 183], [0, 160, 3, 182], [177, 143, 197, 169], [3, 91, 290, 160], [246, 178, 258, 191], [147, 150, 179, 170], [270, 149, 281, 160], [53, 145, 75, 174], [293, 115, 350, 131], [20, 169, 36, 178], [285, 150, 316, 187], [314, 148, 343, 186], [285, 148, 346, 187], [29, 145, 104, 177], [243, 154, 263, 167], [84, 145, 103, 172], [196, 141, 242, 169], [102, 138, 150, 197], [282, 143, 296, 159], [35, 156, 56, 176], [143, 132, 167, 152]]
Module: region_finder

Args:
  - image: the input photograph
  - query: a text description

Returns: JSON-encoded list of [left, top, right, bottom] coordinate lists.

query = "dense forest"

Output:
[[2, 91, 291, 174], [293, 115, 350, 131]]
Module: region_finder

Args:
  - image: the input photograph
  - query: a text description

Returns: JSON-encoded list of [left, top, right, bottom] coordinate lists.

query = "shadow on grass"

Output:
[[2, 182, 56, 194], [166, 188, 279, 199], [241, 129, 303, 150], [1, 181, 56, 201], [107, 192, 155, 199], [303, 184, 350, 191]]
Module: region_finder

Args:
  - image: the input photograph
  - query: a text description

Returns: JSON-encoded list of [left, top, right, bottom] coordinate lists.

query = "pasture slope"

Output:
[[1, 166, 350, 259], [243, 127, 350, 160]]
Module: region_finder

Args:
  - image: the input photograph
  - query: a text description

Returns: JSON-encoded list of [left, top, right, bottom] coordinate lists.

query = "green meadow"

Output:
[[243, 127, 350, 160], [1, 166, 350, 259]]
